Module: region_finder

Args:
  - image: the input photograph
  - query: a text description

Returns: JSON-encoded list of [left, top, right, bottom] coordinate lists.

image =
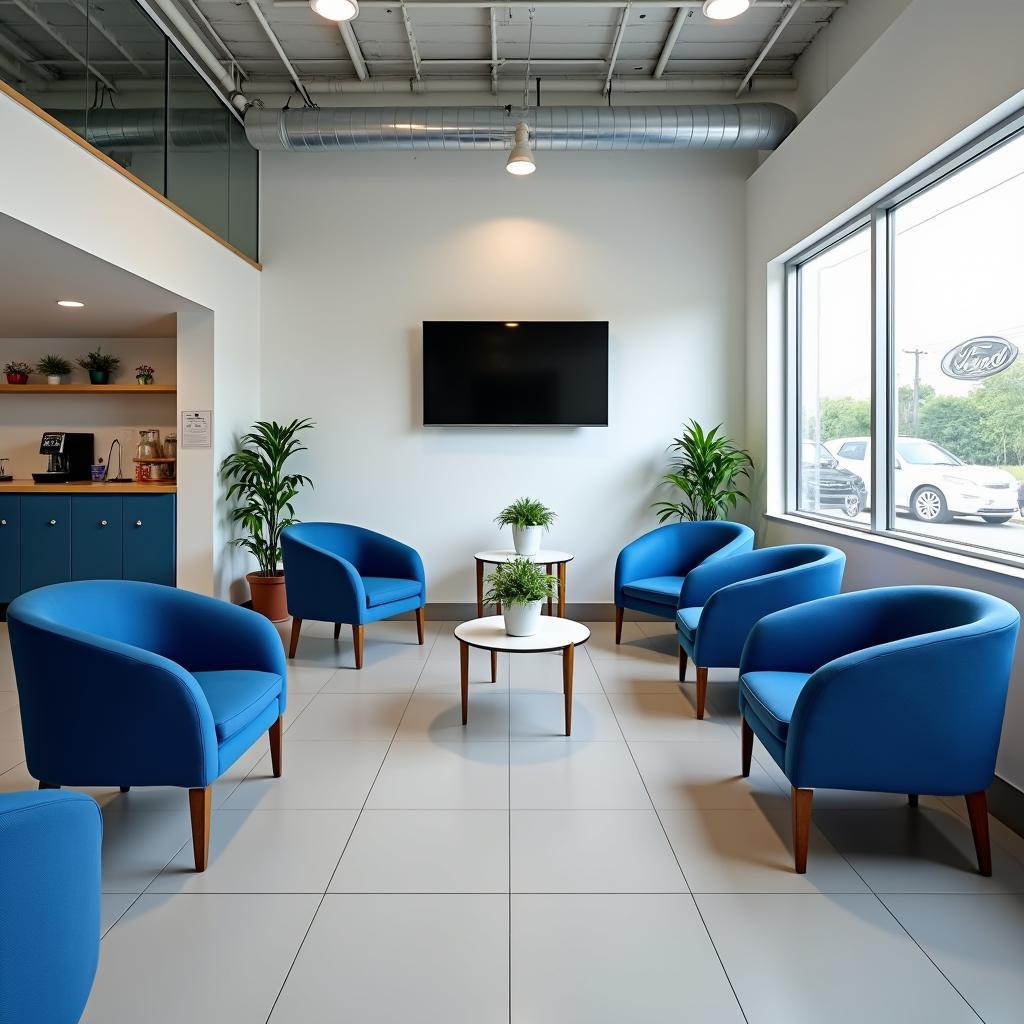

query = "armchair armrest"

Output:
[[282, 530, 366, 623]]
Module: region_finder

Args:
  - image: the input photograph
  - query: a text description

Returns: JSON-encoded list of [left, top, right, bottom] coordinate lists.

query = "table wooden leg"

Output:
[[557, 562, 566, 618], [546, 562, 553, 615], [490, 650, 497, 684], [460, 640, 469, 725], [476, 559, 484, 618], [562, 643, 575, 736]]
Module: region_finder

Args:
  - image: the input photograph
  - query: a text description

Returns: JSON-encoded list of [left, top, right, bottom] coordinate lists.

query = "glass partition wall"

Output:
[[0, 0, 257, 261]]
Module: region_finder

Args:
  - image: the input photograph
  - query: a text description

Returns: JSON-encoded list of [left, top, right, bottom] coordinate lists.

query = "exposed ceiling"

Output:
[[0, 213, 188, 337], [0, 0, 845, 100]]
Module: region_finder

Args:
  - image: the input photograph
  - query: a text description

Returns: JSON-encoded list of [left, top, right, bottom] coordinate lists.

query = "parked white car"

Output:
[[825, 436, 1018, 524]]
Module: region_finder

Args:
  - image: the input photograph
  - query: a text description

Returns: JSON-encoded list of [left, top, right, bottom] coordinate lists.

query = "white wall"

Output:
[[0, 91, 261, 599], [260, 149, 753, 602], [746, 0, 1024, 787]]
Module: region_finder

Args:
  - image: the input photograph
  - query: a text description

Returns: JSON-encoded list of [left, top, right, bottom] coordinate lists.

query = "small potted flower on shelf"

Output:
[[77, 347, 120, 385], [485, 557, 559, 637], [4, 360, 33, 385], [36, 354, 73, 385], [135, 364, 155, 386]]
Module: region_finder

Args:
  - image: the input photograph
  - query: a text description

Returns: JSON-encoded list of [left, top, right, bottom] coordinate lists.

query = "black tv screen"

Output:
[[423, 321, 609, 426]]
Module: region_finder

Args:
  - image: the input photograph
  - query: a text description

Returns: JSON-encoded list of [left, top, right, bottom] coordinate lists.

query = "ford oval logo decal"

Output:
[[940, 336, 1018, 380]]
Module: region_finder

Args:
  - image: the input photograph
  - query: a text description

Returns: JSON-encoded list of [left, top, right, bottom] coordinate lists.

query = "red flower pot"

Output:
[[5, 373, 28, 385]]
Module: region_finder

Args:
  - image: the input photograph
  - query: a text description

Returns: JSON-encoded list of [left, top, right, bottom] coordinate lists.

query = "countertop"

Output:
[[0, 479, 176, 494]]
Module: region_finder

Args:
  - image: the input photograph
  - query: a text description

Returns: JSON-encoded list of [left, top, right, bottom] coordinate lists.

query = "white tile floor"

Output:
[[3, 616, 1024, 1022]]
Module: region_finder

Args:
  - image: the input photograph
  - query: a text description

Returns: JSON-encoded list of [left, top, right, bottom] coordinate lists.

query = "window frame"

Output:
[[784, 105, 1024, 570]]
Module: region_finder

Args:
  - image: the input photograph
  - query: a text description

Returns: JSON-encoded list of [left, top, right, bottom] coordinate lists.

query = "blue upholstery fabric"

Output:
[[282, 522, 426, 626], [676, 607, 701, 642], [738, 586, 1020, 796], [738, 671, 811, 742], [676, 544, 845, 668], [7, 580, 287, 790], [192, 670, 283, 742], [621, 576, 687, 607], [0, 790, 101, 1024], [614, 522, 754, 621]]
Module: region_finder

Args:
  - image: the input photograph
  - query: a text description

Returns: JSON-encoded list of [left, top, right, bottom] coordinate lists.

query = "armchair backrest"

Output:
[[615, 520, 754, 587]]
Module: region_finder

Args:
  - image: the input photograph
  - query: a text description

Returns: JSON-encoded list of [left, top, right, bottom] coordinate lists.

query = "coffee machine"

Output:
[[33, 432, 94, 483]]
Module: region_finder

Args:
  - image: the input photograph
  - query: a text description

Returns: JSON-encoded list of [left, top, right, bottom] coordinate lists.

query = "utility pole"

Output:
[[903, 348, 927, 434]]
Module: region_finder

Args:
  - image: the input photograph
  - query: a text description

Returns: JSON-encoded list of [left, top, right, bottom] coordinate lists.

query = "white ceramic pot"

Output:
[[47, 376, 60, 385], [512, 525, 542, 556], [503, 599, 544, 637]]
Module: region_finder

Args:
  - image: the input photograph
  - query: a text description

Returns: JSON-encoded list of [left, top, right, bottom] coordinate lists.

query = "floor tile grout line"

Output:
[[591, 639, 751, 1024]]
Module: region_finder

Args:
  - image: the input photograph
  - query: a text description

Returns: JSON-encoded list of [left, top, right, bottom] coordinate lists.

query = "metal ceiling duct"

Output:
[[244, 103, 797, 152], [58, 109, 230, 148]]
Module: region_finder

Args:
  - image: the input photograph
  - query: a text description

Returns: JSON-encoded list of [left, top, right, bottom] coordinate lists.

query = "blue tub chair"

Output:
[[614, 521, 754, 641], [282, 522, 426, 667], [0, 790, 101, 1024], [738, 586, 1020, 875], [676, 544, 845, 719], [7, 580, 287, 872]]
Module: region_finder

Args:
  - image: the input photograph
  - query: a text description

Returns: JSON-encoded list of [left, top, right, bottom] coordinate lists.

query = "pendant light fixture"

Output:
[[505, 7, 537, 177], [309, 0, 359, 23], [702, 0, 750, 19]]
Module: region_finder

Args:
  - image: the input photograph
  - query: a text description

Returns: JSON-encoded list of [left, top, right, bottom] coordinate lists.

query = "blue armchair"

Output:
[[0, 790, 101, 1024], [614, 521, 754, 640], [676, 544, 845, 719], [281, 522, 426, 667], [738, 586, 1020, 874], [7, 580, 287, 872]]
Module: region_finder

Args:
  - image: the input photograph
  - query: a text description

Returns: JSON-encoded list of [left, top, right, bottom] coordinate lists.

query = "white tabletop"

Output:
[[474, 549, 574, 565], [454, 615, 590, 653]]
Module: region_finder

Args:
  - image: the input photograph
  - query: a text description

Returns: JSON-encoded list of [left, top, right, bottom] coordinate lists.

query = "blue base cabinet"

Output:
[[1, 493, 175, 602]]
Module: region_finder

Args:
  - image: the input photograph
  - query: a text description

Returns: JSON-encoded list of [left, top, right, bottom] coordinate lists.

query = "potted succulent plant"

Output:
[[221, 418, 314, 622], [3, 360, 32, 385], [135, 364, 155, 385], [77, 347, 120, 385], [495, 497, 556, 556], [485, 557, 559, 637], [36, 354, 73, 385]]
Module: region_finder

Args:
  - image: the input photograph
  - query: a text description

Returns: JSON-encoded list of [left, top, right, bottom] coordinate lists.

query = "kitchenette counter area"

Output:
[[0, 479, 176, 493]]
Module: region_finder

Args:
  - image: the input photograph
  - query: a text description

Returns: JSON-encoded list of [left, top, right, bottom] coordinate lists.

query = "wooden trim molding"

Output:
[[0, 79, 262, 272]]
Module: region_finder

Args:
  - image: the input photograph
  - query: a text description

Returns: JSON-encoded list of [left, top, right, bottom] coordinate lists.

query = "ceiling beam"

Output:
[[245, 0, 314, 104], [653, 6, 689, 80], [0, 18, 56, 78], [400, 0, 423, 81], [736, 0, 804, 96], [263, 1, 844, 8], [489, 6, 498, 93], [11, 1, 117, 90], [339, 21, 368, 80], [180, 0, 247, 80], [603, 1, 630, 96], [64, 0, 149, 77]]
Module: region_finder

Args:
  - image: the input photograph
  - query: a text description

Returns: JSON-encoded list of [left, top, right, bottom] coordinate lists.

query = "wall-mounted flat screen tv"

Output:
[[423, 321, 609, 426]]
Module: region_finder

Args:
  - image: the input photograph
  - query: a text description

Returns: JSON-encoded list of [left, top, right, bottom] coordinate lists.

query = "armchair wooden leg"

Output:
[[416, 607, 425, 645], [792, 787, 813, 874], [965, 791, 992, 877], [188, 786, 212, 872], [678, 645, 688, 683], [741, 717, 753, 778], [120, 786, 131, 793], [353, 624, 365, 669], [288, 618, 303, 659], [695, 666, 709, 720], [38, 782, 60, 790], [334, 622, 342, 640], [908, 793, 919, 807], [615, 606, 623, 644], [269, 715, 283, 778]]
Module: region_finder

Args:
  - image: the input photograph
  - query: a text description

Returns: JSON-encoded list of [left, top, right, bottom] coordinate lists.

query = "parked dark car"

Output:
[[801, 441, 867, 518]]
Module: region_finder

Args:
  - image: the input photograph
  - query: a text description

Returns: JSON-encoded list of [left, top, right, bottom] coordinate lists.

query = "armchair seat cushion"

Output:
[[191, 670, 283, 742], [362, 577, 424, 608], [676, 606, 702, 642], [620, 576, 685, 607], [739, 671, 811, 743]]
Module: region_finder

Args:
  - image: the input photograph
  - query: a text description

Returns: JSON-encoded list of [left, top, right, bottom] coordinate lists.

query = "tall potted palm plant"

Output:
[[653, 420, 753, 522], [222, 418, 314, 621]]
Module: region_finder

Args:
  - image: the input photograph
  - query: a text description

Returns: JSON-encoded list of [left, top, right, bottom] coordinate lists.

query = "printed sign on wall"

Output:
[[181, 410, 212, 449]]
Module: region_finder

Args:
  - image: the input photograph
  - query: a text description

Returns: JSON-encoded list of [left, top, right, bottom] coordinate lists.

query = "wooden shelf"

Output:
[[0, 384, 176, 394]]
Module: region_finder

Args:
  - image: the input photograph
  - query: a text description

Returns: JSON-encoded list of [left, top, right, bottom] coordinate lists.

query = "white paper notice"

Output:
[[181, 410, 212, 449]]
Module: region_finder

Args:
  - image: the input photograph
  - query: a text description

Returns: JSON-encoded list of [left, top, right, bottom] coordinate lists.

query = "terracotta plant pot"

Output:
[[5, 373, 28, 385], [247, 570, 289, 622]]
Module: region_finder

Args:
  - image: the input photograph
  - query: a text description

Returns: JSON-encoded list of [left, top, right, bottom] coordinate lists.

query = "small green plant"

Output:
[[77, 347, 120, 373], [36, 354, 73, 377], [221, 419, 315, 576], [495, 497, 556, 530], [135, 364, 155, 383], [3, 360, 32, 375], [653, 420, 754, 523], [484, 557, 558, 606]]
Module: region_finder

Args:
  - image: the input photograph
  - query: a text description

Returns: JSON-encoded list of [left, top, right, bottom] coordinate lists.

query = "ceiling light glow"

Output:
[[56, 300, 85, 308], [702, 0, 751, 20], [505, 322, 519, 328], [505, 122, 536, 176], [309, 0, 359, 22]]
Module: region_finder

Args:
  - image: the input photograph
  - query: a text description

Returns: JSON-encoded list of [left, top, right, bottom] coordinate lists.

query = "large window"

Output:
[[788, 115, 1024, 566]]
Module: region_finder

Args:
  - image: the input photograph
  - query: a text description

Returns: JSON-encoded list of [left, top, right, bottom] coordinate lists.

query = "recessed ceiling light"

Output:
[[703, 0, 751, 20], [309, 0, 359, 22], [505, 322, 519, 328], [56, 299, 84, 308]]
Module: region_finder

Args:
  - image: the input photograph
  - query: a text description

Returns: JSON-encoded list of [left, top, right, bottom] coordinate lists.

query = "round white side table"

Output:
[[454, 615, 590, 735], [474, 549, 574, 618]]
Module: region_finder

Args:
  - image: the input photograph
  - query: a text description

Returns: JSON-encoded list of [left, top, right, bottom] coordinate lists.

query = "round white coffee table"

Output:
[[454, 616, 590, 736], [474, 549, 574, 619]]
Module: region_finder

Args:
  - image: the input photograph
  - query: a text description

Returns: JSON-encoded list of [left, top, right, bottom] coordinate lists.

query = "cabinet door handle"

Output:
[[0, 519, 6, 526], [48, 519, 57, 526], [100, 520, 108, 527], [135, 520, 143, 527]]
